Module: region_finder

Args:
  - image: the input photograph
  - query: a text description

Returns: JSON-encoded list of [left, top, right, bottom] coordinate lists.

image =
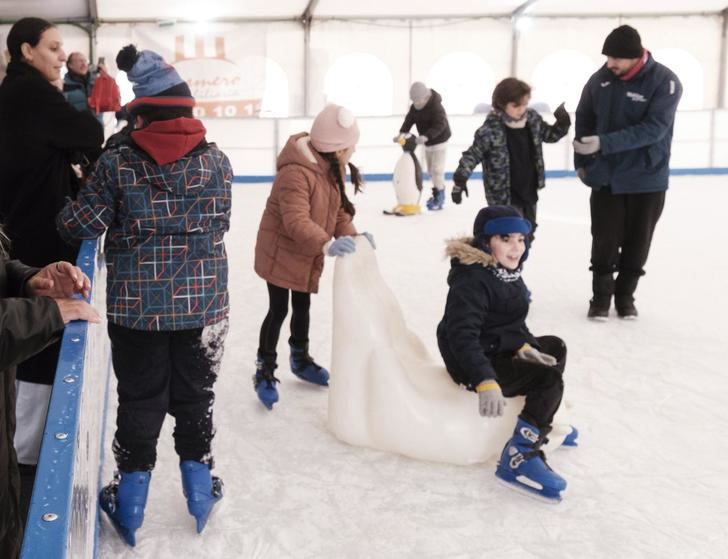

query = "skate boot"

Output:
[[180, 460, 223, 533], [562, 425, 579, 447], [289, 343, 329, 386], [426, 187, 445, 211], [99, 470, 151, 546], [615, 296, 638, 320], [495, 418, 567, 503], [253, 355, 280, 410]]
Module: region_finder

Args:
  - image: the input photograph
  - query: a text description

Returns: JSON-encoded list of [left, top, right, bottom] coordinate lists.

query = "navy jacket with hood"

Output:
[[574, 54, 682, 194], [436, 237, 538, 391]]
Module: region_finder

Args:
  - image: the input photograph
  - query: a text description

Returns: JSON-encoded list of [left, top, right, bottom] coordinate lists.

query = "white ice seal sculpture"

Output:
[[328, 237, 570, 465]]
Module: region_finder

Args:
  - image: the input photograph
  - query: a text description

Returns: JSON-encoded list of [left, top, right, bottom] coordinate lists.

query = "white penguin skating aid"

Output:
[[384, 134, 423, 216]]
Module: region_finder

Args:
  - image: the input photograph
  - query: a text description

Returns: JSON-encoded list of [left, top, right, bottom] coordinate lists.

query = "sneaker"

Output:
[[587, 299, 609, 321], [426, 188, 445, 211], [616, 301, 638, 320]]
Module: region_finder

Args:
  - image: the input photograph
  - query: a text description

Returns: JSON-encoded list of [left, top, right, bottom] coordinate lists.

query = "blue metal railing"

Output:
[[20, 239, 112, 559]]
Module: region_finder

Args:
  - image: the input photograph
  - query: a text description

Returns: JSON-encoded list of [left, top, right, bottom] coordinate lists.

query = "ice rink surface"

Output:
[[99, 175, 728, 558]]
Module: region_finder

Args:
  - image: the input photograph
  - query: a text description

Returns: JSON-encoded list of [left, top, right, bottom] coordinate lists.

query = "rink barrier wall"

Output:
[[206, 109, 728, 180], [20, 239, 112, 559], [232, 167, 728, 184]]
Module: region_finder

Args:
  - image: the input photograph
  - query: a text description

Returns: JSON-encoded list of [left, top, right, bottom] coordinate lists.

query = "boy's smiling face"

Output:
[[489, 233, 526, 270]]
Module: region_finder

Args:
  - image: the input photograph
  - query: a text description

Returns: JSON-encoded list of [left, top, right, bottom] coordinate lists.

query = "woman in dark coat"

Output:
[[0, 227, 99, 559], [0, 18, 103, 511]]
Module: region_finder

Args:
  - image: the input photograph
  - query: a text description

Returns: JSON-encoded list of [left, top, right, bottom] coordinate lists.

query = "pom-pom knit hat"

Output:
[[310, 104, 360, 153], [116, 44, 194, 114]]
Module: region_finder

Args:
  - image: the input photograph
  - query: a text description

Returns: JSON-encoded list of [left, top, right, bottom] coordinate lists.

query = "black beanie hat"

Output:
[[472, 205, 532, 263], [602, 25, 643, 59]]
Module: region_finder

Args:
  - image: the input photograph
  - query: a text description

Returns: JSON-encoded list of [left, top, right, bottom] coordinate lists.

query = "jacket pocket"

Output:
[[646, 143, 667, 170], [582, 155, 610, 187]]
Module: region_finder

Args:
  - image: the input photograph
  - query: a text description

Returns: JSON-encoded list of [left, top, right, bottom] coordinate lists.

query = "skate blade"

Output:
[[495, 475, 563, 504], [588, 315, 608, 322], [102, 513, 139, 546], [618, 315, 638, 321]]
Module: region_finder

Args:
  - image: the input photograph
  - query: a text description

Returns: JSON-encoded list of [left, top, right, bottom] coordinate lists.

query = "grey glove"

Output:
[[416, 135, 428, 145], [553, 102, 571, 128], [573, 135, 600, 155], [477, 380, 506, 418], [515, 343, 558, 366]]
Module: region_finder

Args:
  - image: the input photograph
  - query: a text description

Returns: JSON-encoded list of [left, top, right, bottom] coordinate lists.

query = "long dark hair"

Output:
[[6, 17, 54, 62], [317, 151, 363, 217]]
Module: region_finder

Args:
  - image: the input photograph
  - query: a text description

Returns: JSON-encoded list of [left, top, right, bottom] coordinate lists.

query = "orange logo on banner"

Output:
[[172, 35, 262, 118]]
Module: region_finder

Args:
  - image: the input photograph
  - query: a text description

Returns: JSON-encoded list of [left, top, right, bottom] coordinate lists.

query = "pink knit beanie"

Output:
[[310, 104, 360, 153]]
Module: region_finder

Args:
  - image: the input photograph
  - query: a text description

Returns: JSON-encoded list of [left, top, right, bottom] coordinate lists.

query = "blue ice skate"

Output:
[[99, 470, 151, 546], [426, 187, 445, 211], [562, 425, 579, 447], [289, 343, 329, 386], [180, 460, 223, 533], [495, 418, 567, 503], [253, 355, 280, 409]]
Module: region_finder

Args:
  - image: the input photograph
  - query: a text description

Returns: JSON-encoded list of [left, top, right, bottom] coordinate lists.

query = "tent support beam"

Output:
[[302, 1, 320, 116], [719, 8, 727, 108], [510, 1, 539, 76]]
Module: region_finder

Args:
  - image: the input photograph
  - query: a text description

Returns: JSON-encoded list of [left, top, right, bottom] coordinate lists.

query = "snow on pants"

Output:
[[493, 335, 566, 429], [424, 143, 447, 189], [589, 187, 665, 277], [108, 319, 228, 472]]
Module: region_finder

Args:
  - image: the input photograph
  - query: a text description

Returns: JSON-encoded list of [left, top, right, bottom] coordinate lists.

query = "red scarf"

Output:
[[131, 117, 206, 165], [620, 49, 648, 81]]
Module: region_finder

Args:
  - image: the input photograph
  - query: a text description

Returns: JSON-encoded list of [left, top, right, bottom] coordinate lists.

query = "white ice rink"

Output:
[[99, 175, 728, 558]]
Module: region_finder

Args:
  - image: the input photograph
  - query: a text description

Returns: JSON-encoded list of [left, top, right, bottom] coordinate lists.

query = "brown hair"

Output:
[[317, 151, 363, 217], [491, 78, 531, 110], [6, 17, 54, 61]]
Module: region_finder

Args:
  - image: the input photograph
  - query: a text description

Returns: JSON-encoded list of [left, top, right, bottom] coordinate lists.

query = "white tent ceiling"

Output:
[[0, 0, 727, 23]]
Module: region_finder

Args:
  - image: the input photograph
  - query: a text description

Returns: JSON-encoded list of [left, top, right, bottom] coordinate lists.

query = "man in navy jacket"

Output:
[[574, 25, 682, 321]]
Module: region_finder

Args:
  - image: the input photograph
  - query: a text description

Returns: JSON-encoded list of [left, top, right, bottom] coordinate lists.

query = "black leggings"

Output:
[[493, 335, 566, 429], [258, 282, 311, 363]]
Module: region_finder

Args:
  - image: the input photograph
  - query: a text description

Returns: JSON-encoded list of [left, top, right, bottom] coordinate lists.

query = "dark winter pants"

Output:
[[108, 320, 228, 472], [257, 282, 311, 364], [589, 188, 665, 299], [511, 202, 538, 243], [493, 336, 566, 429]]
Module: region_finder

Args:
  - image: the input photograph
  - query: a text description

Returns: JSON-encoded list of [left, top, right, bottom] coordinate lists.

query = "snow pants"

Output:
[[493, 335, 566, 429], [108, 320, 228, 472]]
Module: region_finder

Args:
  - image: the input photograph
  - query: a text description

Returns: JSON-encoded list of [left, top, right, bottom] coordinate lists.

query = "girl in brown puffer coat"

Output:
[[253, 104, 375, 410]]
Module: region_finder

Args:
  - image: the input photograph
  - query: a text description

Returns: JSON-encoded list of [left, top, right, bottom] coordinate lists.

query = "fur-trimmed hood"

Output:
[[444, 236, 498, 267]]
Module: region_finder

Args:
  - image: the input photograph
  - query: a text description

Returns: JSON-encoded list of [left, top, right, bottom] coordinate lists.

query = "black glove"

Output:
[[554, 102, 570, 129], [451, 183, 468, 204]]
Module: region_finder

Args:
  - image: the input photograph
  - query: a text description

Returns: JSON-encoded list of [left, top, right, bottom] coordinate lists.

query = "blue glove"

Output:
[[327, 236, 356, 257], [360, 232, 376, 249]]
